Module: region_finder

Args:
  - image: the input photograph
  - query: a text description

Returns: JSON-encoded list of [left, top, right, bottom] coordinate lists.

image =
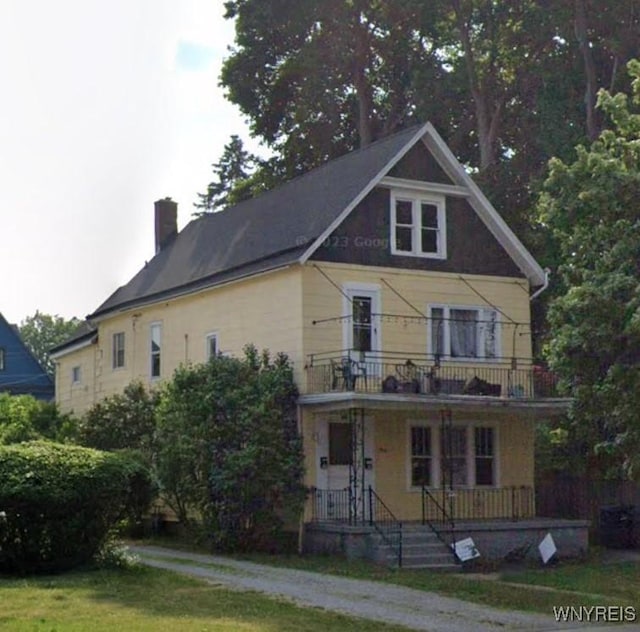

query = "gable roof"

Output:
[[90, 123, 545, 319], [0, 312, 54, 399]]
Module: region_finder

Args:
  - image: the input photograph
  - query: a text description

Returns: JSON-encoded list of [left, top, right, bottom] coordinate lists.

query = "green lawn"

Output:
[[0, 566, 409, 632]]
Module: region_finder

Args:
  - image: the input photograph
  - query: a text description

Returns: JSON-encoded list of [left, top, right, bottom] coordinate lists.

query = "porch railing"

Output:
[[422, 486, 535, 522], [304, 351, 559, 399], [310, 487, 352, 523], [368, 486, 403, 568]]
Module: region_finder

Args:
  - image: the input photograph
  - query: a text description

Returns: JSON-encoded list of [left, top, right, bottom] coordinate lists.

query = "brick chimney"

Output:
[[154, 197, 177, 254]]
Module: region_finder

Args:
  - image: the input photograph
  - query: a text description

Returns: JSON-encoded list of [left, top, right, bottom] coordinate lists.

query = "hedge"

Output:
[[0, 441, 151, 574]]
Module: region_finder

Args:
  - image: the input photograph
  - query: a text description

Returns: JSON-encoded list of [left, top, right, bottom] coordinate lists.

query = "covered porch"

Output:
[[299, 393, 583, 566]]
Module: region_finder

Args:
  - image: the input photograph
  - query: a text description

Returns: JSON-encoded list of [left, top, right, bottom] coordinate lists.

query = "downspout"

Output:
[[530, 268, 551, 301]]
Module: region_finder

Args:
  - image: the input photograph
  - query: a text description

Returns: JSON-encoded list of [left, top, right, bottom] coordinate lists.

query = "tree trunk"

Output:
[[451, 0, 501, 170], [352, 17, 374, 147], [574, 0, 599, 141]]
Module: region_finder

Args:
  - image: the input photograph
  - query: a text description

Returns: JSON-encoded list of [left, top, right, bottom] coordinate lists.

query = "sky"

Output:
[[0, 0, 258, 325]]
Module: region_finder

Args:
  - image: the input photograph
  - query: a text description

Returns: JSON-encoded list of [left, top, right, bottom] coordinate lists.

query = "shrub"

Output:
[[155, 346, 305, 552], [0, 441, 152, 574], [0, 393, 77, 445], [79, 382, 157, 458], [78, 383, 158, 533]]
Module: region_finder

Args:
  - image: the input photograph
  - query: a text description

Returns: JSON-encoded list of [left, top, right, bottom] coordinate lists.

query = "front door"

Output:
[[315, 415, 375, 522]]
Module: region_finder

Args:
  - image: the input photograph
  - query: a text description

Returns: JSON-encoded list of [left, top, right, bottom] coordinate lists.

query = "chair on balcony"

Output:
[[331, 357, 367, 391]]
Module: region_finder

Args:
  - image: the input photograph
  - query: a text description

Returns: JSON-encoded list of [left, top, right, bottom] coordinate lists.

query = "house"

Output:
[[0, 313, 54, 401], [51, 123, 585, 565]]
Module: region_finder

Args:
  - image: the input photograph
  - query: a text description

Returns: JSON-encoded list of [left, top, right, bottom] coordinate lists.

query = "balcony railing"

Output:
[[304, 350, 559, 399]]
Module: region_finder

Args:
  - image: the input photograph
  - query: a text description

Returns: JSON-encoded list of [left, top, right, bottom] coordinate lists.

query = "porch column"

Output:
[[349, 407, 366, 524]]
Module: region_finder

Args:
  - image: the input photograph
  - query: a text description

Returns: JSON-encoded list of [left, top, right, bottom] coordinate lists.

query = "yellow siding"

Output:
[[302, 261, 532, 363], [56, 267, 303, 413], [303, 407, 535, 522], [54, 343, 97, 415]]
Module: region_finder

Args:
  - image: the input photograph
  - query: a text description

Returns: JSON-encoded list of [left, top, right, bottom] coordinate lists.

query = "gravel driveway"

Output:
[[127, 544, 605, 631]]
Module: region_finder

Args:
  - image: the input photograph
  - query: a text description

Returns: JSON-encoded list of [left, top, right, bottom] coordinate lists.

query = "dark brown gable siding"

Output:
[[310, 187, 524, 278], [388, 141, 452, 183]]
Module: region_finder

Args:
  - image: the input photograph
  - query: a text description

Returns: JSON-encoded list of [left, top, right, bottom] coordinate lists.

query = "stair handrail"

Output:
[[367, 486, 403, 568], [421, 485, 458, 562]]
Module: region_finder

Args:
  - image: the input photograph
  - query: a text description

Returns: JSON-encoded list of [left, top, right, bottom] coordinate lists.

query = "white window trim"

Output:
[[406, 419, 440, 491], [427, 303, 501, 361], [341, 282, 382, 355], [112, 332, 125, 370], [205, 331, 219, 361], [71, 365, 81, 385], [390, 188, 447, 259], [406, 420, 499, 491], [149, 322, 162, 380]]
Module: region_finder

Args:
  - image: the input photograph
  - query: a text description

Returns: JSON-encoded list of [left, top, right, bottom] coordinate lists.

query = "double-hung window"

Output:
[[474, 427, 494, 486], [410, 426, 432, 487], [409, 423, 496, 488], [391, 191, 446, 258], [430, 306, 499, 359], [150, 323, 162, 378], [205, 332, 218, 360], [112, 332, 125, 369]]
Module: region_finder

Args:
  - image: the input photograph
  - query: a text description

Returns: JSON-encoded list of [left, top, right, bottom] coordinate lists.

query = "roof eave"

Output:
[[87, 260, 297, 323]]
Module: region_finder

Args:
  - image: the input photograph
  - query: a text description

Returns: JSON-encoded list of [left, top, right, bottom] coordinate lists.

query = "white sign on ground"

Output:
[[453, 537, 480, 562], [539, 532, 557, 564]]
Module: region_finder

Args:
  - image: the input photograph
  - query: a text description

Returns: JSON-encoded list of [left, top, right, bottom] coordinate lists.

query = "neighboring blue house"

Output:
[[0, 313, 54, 401]]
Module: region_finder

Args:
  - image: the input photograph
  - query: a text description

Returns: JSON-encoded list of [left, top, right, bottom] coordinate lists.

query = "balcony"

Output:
[[304, 350, 560, 400]]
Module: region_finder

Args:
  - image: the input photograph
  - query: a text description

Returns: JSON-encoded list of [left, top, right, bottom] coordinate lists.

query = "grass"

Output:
[[137, 536, 640, 616], [0, 565, 410, 632]]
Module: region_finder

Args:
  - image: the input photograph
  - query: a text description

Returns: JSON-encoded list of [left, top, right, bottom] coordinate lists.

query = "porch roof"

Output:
[[298, 391, 571, 417]]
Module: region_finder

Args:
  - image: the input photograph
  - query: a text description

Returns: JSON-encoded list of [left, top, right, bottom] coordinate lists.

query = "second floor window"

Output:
[[112, 332, 125, 369], [430, 306, 498, 359], [206, 332, 218, 360], [391, 192, 446, 258], [72, 365, 81, 384], [150, 323, 161, 378]]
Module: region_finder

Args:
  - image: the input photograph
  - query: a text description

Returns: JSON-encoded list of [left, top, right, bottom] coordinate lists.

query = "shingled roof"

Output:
[[90, 125, 426, 318], [89, 122, 546, 319]]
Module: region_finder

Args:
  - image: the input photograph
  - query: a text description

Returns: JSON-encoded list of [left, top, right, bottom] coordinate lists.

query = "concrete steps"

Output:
[[374, 526, 460, 570]]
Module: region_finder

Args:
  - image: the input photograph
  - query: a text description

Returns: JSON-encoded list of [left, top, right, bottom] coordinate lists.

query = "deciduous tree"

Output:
[[19, 311, 81, 376], [155, 346, 304, 551], [537, 60, 640, 479]]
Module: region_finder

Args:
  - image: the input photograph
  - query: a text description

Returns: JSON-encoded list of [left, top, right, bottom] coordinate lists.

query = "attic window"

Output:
[[390, 191, 446, 259]]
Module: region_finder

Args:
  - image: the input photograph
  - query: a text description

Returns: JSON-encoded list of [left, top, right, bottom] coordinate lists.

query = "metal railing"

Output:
[[421, 487, 458, 561], [368, 486, 403, 568], [310, 487, 352, 523], [422, 486, 535, 522], [305, 350, 559, 399]]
